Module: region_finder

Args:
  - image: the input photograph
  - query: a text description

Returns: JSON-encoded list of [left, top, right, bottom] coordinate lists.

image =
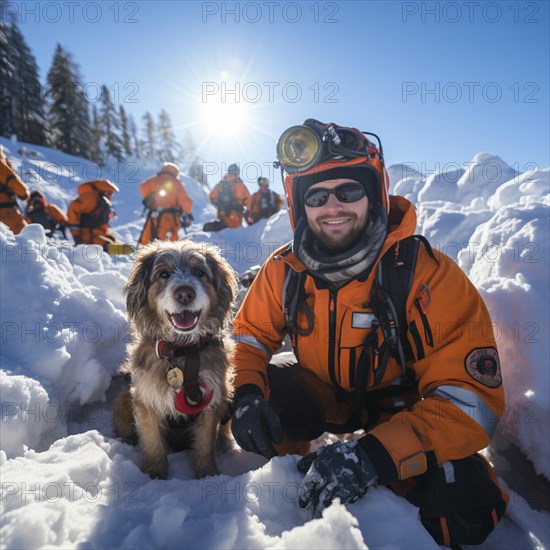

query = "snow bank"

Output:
[[0, 224, 129, 457]]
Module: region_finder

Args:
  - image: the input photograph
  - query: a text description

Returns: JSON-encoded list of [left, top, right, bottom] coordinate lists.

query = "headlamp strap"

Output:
[[326, 124, 341, 145]]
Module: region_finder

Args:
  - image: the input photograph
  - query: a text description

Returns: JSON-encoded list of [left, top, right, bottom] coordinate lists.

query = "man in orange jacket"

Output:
[[25, 190, 68, 238], [209, 163, 250, 229], [231, 119, 507, 546], [0, 146, 29, 235], [245, 177, 284, 225], [67, 179, 119, 249], [138, 162, 193, 245]]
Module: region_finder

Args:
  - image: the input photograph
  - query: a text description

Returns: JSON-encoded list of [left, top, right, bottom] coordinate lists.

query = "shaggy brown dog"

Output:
[[113, 240, 238, 479]]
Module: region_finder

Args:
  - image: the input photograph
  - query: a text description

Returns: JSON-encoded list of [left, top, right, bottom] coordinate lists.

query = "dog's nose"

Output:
[[175, 285, 196, 305]]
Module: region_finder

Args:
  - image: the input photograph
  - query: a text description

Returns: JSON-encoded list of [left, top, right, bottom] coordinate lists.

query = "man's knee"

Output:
[[397, 454, 508, 546]]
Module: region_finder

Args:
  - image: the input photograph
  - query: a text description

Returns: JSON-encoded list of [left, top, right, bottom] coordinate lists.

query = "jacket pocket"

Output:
[[338, 308, 373, 389], [415, 298, 434, 347]]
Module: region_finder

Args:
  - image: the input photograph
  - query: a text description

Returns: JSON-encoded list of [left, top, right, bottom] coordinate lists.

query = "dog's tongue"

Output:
[[171, 311, 199, 330]]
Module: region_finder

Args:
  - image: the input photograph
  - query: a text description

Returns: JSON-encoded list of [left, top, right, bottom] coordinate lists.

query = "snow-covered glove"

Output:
[[297, 440, 378, 518], [231, 393, 284, 459]]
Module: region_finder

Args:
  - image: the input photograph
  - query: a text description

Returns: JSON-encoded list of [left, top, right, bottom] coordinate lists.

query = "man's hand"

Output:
[[297, 440, 378, 518], [231, 393, 284, 459]]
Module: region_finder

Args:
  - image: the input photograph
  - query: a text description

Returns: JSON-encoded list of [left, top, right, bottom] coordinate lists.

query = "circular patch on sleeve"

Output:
[[464, 347, 502, 388]]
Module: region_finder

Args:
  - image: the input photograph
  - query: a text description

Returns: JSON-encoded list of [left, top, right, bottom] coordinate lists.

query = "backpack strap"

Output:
[[0, 181, 15, 198], [282, 265, 314, 349], [375, 235, 438, 373], [379, 236, 420, 366]]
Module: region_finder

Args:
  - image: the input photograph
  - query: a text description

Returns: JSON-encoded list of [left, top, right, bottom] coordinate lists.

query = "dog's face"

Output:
[[125, 241, 238, 344]]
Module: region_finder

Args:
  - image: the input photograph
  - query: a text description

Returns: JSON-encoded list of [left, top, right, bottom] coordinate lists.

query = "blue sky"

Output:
[[9, 0, 550, 192]]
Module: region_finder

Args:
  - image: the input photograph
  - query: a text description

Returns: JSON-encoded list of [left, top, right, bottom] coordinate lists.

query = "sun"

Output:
[[200, 98, 250, 137]]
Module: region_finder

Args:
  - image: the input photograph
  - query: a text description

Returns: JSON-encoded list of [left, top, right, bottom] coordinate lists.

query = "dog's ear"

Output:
[[205, 250, 238, 318], [125, 247, 157, 320]]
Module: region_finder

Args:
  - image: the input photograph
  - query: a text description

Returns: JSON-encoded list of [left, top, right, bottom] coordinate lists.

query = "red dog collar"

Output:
[[174, 382, 213, 414]]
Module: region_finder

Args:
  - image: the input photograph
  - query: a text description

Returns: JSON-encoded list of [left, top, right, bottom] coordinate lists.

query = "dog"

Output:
[[113, 240, 238, 479]]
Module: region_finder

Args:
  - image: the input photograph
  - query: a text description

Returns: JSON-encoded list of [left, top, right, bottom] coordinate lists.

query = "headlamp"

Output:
[[274, 118, 382, 175], [275, 125, 323, 174]]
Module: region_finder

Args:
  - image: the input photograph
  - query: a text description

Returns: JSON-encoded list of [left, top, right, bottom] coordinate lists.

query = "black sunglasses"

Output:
[[304, 182, 366, 208]]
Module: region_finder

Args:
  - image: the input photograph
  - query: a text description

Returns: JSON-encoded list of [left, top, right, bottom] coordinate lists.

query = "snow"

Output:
[[1, 138, 549, 549]]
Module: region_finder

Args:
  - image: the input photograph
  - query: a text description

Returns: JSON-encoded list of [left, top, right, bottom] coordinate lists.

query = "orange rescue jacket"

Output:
[[209, 174, 250, 228], [0, 149, 29, 234], [67, 180, 118, 246], [246, 188, 284, 224], [138, 170, 193, 244], [233, 195, 504, 482]]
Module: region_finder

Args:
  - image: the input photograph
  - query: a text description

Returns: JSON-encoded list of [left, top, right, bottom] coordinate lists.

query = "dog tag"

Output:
[[166, 367, 184, 389]]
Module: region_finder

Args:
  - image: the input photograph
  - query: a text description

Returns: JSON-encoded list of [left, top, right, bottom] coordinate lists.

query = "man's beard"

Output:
[[312, 215, 368, 254], [293, 204, 387, 286]]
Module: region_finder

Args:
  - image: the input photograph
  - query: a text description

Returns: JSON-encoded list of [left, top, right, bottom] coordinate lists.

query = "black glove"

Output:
[[231, 393, 284, 459], [297, 440, 378, 518], [180, 212, 194, 227], [73, 234, 82, 245]]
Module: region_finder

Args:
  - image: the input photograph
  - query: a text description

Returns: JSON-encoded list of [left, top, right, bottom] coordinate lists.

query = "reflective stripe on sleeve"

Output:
[[425, 385, 499, 438], [232, 334, 273, 361], [441, 461, 455, 483]]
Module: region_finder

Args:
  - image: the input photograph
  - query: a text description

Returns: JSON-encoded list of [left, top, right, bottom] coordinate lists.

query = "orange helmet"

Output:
[[275, 119, 390, 230]]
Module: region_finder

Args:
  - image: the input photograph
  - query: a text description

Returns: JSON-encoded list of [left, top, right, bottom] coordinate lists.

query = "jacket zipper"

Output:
[[328, 288, 338, 386], [409, 320, 425, 359], [414, 298, 434, 347]]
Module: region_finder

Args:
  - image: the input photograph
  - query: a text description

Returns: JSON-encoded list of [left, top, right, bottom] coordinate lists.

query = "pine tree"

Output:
[[128, 113, 140, 158], [46, 44, 91, 157], [0, 17, 46, 144], [9, 23, 46, 144], [88, 105, 105, 165], [188, 159, 209, 188], [0, 20, 16, 137], [183, 130, 208, 187], [157, 109, 178, 163], [99, 85, 124, 162], [119, 105, 133, 158], [142, 111, 156, 159]]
